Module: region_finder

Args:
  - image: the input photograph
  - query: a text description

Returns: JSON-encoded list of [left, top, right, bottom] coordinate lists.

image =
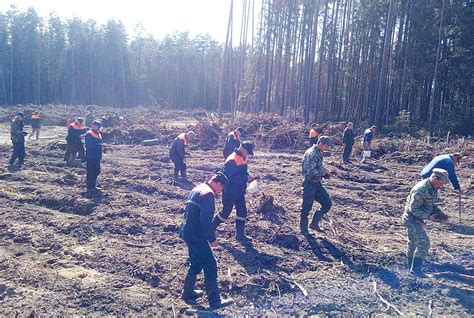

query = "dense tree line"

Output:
[[0, 2, 472, 135]]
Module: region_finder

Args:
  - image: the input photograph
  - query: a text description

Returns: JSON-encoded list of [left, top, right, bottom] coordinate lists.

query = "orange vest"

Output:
[[309, 128, 318, 138], [229, 131, 240, 141], [70, 123, 84, 130], [225, 152, 246, 166], [178, 133, 189, 145], [31, 114, 41, 119], [87, 130, 102, 139]]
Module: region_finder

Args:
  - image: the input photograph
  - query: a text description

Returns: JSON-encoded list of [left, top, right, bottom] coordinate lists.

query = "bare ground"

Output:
[[0, 107, 473, 316]]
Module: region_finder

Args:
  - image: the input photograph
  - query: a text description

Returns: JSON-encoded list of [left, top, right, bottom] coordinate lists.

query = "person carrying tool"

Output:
[[169, 131, 195, 181], [361, 125, 376, 162], [222, 127, 245, 159], [212, 142, 257, 243], [402, 168, 449, 277], [29, 111, 42, 140], [300, 136, 334, 235], [64, 117, 87, 166], [9, 111, 28, 167], [420, 153, 462, 193], [85, 120, 106, 195], [309, 124, 319, 147], [179, 172, 234, 311], [342, 122, 355, 163]]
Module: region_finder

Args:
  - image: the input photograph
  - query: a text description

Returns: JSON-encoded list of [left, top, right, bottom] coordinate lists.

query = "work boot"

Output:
[[205, 279, 234, 311], [235, 220, 252, 243], [181, 274, 204, 304], [309, 212, 325, 232], [300, 217, 310, 235], [409, 257, 427, 278]]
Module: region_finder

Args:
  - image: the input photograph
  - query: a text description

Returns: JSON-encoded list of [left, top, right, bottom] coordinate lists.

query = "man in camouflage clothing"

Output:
[[300, 136, 334, 235], [9, 111, 27, 166], [403, 168, 449, 277]]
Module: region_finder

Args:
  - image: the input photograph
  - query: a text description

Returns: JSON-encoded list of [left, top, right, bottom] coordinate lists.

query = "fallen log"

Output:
[[141, 138, 161, 146]]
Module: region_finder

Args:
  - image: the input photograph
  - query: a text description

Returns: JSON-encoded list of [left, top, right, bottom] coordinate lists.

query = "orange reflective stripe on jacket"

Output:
[[230, 131, 240, 141], [87, 130, 102, 139], [70, 123, 84, 130], [31, 114, 41, 119], [225, 152, 246, 166], [309, 128, 318, 138], [178, 133, 189, 145]]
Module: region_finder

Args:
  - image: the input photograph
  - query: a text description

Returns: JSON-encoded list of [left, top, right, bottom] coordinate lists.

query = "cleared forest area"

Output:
[[0, 105, 472, 316]]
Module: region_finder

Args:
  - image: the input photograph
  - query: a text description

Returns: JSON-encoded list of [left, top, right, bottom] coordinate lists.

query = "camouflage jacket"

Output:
[[302, 146, 328, 182], [10, 118, 25, 144], [403, 179, 444, 222]]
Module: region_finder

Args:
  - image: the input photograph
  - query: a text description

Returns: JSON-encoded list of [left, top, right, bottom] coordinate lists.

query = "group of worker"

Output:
[[6, 111, 465, 310]]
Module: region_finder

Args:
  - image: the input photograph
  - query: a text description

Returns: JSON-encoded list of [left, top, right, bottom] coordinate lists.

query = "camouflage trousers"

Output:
[[404, 219, 430, 261]]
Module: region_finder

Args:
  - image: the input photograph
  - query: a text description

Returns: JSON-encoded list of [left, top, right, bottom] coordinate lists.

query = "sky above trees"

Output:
[[0, 0, 256, 43]]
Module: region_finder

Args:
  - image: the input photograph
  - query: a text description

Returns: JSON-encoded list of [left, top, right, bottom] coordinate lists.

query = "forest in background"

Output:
[[0, 0, 473, 135]]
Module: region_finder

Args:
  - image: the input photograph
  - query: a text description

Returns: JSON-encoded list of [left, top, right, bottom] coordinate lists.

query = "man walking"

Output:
[[85, 121, 105, 196], [212, 142, 256, 243], [64, 117, 87, 166], [169, 131, 195, 181], [420, 153, 463, 192], [29, 111, 42, 140], [9, 111, 27, 167], [180, 172, 234, 310], [300, 136, 333, 235], [223, 127, 244, 159], [342, 122, 355, 163], [402, 168, 449, 277]]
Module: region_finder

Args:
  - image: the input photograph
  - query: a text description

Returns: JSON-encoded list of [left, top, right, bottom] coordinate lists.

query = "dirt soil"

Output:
[[0, 106, 473, 316]]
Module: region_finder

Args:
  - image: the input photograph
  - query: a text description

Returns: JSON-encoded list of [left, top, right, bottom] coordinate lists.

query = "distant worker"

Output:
[[300, 136, 333, 235], [9, 111, 27, 167], [212, 142, 256, 243], [309, 124, 319, 147], [64, 117, 87, 166], [169, 131, 195, 181], [66, 116, 74, 127], [420, 153, 462, 192], [85, 121, 106, 195], [179, 172, 234, 310], [342, 122, 355, 163], [361, 125, 376, 162], [223, 127, 245, 159], [402, 168, 449, 277], [29, 111, 42, 140], [85, 111, 94, 128]]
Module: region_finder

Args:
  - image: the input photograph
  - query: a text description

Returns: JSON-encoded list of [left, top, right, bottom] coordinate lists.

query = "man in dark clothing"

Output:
[[223, 127, 245, 159], [342, 122, 355, 163], [180, 172, 234, 311], [300, 136, 334, 235], [9, 111, 27, 166], [64, 117, 88, 166], [420, 153, 462, 192], [169, 131, 195, 181], [29, 111, 42, 140], [212, 142, 256, 243], [85, 121, 105, 195]]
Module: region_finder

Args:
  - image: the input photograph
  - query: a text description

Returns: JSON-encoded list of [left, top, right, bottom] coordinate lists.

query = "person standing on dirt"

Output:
[[300, 136, 334, 235], [179, 172, 234, 310], [403, 168, 449, 277], [64, 117, 87, 166], [309, 124, 319, 147], [342, 122, 355, 163], [169, 131, 195, 181], [85, 121, 106, 195], [29, 111, 42, 140], [212, 142, 257, 243], [420, 153, 463, 193], [361, 125, 376, 162], [85, 111, 94, 128], [222, 127, 245, 159], [9, 111, 28, 167]]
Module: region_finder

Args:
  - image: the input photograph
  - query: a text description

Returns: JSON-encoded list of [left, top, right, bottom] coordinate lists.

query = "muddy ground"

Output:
[[0, 106, 473, 316]]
